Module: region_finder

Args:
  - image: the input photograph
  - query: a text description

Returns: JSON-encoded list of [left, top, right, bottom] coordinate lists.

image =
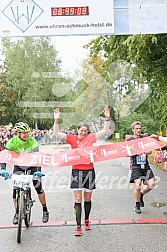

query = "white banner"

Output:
[[1, 0, 167, 37], [128, 0, 167, 8], [128, 6, 167, 34], [114, 0, 167, 35], [0, 0, 114, 37]]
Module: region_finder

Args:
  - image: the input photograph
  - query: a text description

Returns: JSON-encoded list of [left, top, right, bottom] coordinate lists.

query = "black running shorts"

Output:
[[130, 167, 155, 185], [70, 169, 96, 190]]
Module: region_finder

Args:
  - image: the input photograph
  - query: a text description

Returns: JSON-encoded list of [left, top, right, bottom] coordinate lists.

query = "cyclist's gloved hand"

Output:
[[0, 169, 9, 180], [34, 171, 43, 178]]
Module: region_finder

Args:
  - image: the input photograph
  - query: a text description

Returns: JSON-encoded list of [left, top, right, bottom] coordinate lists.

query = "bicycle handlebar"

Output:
[[0, 172, 45, 181]]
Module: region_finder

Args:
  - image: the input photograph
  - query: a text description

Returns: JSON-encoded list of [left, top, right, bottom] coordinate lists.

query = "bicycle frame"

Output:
[[0, 169, 44, 244], [12, 170, 34, 244]]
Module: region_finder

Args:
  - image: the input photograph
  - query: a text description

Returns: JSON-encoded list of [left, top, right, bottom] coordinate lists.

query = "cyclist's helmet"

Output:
[[14, 122, 30, 133]]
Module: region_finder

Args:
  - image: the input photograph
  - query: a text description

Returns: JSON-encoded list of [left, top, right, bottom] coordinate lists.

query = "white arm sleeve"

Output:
[[158, 136, 167, 144]]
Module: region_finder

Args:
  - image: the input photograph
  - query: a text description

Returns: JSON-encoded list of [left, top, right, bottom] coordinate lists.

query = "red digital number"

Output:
[[65, 7, 69, 15], [58, 8, 62, 16], [77, 7, 81, 15], [52, 8, 58, 16], [82, 7, 87, 15], [52, 6, 89, 16], [70, 7, 74, 15]]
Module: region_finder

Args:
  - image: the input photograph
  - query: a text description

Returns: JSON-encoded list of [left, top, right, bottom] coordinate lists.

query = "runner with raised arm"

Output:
[[54, 106, 110, 236], [0, 122, 49, 224], [127, 121, 155, 214]]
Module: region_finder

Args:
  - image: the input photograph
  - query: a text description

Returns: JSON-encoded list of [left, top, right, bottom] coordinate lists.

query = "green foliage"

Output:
[[1, 34, 166, 133], [0, 37, 72, 128], [118, 112, 159, 139], [84, 34, 167, 131]]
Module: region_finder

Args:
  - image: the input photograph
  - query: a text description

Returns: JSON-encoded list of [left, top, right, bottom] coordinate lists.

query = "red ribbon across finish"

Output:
[[0, 137, 162, 167]]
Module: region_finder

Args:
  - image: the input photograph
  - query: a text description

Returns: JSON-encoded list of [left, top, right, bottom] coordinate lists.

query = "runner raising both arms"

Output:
[[54, 106, 110, 236]]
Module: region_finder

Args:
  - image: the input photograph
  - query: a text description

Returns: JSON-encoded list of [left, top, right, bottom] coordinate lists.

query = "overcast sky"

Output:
[[51, 35, 97, 74]]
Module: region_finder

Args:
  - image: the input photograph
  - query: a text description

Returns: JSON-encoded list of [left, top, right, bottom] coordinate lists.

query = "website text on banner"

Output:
[[0, 137, 162, 167]]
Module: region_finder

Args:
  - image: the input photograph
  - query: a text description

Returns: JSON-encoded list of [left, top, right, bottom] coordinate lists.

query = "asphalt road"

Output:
[[0, 143, 167, 252]]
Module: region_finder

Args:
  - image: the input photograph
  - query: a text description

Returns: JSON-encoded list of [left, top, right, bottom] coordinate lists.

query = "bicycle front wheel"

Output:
[[24, 189, 32, 227], [17, 192, 23, 243]]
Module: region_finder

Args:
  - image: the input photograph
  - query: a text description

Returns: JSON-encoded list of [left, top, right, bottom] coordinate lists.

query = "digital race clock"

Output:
[[51, 6, 89, 16]]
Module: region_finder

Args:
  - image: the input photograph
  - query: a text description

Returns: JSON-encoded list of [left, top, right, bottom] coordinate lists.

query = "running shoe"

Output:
[[13, 213, 18, 225], [74, 226, 82, 236], [134, 205, 141, 214], [84, 220, 91, 230], [42, 211, 49, 223]]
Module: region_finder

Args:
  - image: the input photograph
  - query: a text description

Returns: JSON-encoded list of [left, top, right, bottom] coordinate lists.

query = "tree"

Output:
[[84, 34, 167, 130], [0, 37, 71, 128]]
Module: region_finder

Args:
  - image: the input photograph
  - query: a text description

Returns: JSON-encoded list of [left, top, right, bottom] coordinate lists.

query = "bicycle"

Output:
[[11, 170, 44, 243]]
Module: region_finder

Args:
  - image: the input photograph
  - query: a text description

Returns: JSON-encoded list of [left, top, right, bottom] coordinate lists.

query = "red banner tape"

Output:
[[0, 137, 162, 167]]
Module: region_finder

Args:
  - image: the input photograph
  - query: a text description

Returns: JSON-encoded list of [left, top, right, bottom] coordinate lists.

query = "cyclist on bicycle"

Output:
[[0, 122, 49, 224]]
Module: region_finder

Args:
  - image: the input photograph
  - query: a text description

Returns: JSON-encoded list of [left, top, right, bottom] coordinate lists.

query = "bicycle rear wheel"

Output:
[[24, 189, 32, 227], [17, 191, 23, 243]]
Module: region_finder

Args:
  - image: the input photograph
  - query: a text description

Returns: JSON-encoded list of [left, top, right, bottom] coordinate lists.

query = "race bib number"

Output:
[[12, 174, 33, 188], [136, 156, 146, 165]]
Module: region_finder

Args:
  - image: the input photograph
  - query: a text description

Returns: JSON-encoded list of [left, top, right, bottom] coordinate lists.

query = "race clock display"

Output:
[[51, 6, 89, 16]]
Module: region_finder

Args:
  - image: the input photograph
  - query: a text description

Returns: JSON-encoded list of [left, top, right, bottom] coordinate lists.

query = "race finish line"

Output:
[[0, 137, 162, 167], [1, 218, 167, 229], [0, 0, 167, 239]]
